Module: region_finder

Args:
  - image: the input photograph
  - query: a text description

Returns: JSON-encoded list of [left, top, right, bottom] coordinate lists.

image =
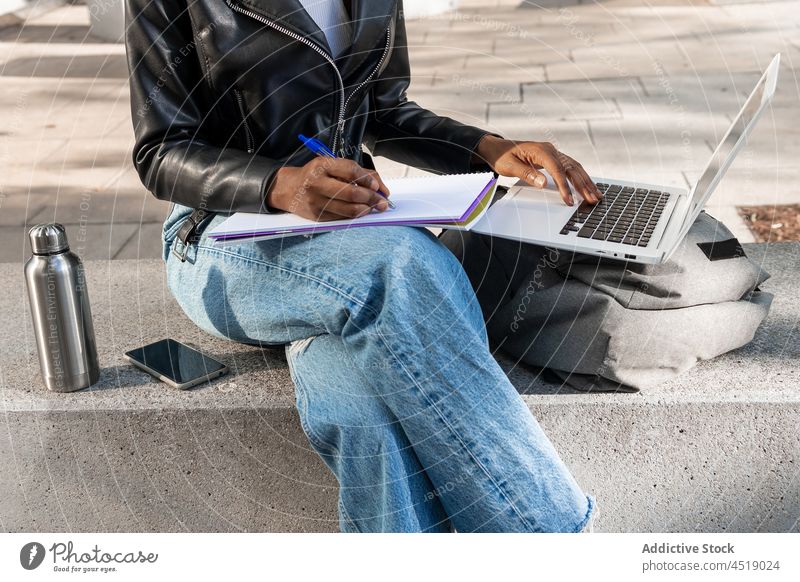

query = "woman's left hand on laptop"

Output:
[[473, 135, 602, 207]]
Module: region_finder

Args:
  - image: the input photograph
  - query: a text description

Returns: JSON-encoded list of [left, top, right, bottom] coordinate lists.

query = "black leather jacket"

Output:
[[125, 0, 494, 214]]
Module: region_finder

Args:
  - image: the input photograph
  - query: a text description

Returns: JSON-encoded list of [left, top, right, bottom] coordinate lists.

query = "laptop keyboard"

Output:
[[559, 183, 671, 247]]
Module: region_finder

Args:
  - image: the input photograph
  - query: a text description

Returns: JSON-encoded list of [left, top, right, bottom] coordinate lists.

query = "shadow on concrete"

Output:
[[1, 54, 129, 79], [0, 24, 105, 43], [210, 345, 289, 370], [86, 364, 158, 391], [517, 0, 589, 9]]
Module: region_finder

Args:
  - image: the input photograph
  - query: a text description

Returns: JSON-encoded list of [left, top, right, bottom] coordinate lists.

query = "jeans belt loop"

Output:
[[172, 208, 211, 263]]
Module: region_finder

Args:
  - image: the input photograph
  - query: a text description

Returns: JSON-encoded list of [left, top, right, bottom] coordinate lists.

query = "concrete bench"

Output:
[[1, 242, 798, 532]]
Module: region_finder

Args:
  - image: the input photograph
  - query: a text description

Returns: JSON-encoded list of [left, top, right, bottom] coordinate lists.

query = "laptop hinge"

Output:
[[658, 195, 691, 262]]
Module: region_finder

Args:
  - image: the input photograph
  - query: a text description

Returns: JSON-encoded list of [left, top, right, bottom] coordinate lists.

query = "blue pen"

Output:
[[298, 134, 395, 209]]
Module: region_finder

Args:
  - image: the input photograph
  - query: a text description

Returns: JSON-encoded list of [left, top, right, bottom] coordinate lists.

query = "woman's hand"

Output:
[[475, 135, 602, 206], [267, 158, 391, 220]]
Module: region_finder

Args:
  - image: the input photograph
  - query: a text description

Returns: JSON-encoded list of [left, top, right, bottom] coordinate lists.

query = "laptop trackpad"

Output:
[[476, 183, 578, 242]]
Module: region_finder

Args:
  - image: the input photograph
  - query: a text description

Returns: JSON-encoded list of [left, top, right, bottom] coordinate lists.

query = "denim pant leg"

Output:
[[286, 333, 452, 532], [164, 219, 594, 533]]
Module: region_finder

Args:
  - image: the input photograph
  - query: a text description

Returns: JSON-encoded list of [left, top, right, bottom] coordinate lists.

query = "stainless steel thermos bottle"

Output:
[[24, 224, 100, 392]]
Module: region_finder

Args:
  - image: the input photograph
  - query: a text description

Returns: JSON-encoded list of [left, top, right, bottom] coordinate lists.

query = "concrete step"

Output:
[[1, 243, 798, 532]]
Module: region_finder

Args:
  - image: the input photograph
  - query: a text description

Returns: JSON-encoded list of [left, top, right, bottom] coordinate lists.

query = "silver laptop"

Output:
[[473, 53, 781, 264]]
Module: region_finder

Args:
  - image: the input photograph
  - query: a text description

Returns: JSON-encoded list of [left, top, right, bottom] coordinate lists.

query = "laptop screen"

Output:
[[681, 54, 780, 235]]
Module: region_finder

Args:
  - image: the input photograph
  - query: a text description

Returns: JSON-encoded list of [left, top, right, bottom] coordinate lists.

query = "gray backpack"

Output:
[[440, 212, 772, 392]]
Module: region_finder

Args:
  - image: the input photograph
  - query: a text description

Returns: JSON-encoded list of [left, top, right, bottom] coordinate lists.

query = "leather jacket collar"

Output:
[[232, 0, 396, 81]]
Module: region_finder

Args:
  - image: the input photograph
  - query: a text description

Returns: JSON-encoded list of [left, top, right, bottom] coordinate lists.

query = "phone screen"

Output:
[[125, 339, 226, 385]]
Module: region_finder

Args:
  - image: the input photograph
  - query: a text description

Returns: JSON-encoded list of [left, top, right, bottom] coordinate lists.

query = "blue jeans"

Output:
[[162, 204, 595, 533]]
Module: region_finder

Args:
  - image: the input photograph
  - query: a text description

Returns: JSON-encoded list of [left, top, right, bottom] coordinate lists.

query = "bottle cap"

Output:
[[29, 224, 69, 255]]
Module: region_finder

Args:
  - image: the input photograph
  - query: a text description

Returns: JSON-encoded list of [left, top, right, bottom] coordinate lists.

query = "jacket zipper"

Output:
[[340, 27, 392, 129], [233, 88, 255, 153], [226, 0, 391, 156], [226, 0, 345, 153]]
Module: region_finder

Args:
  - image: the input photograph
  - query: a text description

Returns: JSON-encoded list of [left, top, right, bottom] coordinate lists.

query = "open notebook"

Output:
[[208, 172, 497, 244]]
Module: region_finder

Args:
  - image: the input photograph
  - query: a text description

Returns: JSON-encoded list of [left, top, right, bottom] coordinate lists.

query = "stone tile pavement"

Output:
[[1, 0, 798, 262]]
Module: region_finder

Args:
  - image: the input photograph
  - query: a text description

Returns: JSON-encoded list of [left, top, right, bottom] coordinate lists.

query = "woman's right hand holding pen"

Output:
[[266, 158, 391, 221]]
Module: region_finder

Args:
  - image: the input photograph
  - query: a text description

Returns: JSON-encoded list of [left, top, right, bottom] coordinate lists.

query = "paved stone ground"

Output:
[[1, 0, 798, 262]]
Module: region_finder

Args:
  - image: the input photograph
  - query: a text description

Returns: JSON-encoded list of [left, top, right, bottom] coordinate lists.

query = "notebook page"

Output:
[[208, 172, 495, 238], [211, 180, 498, 246]]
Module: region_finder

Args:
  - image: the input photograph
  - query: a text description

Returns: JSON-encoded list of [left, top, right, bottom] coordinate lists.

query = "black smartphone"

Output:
[[124, 339, 228, 390]]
